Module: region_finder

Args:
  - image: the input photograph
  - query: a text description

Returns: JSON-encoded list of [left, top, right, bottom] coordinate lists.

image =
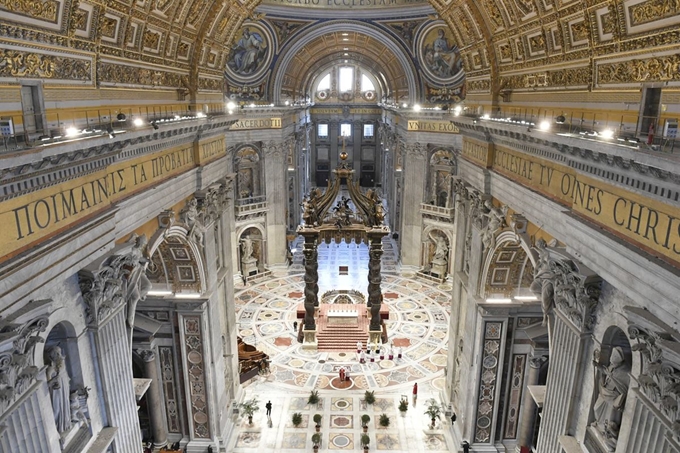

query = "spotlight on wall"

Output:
[[600, 129, 615, 139], [413, 104, 421, 111], [116, 113, 127, 121], [513, 295, 539, 301], [65, 126, 79, 137], [539, 120, 551, 131], [485, 298, 513, 303], [133, 117, 144, 127]]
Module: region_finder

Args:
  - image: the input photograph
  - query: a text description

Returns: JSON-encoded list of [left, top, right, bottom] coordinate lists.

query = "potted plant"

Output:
[[424, 398, 441, 429], [292, 412, 303, 427], [361, 433, 370, 451], [239, 397, 260, 425], [361, 414, 371, 432], [308, 389, 320, 406], [313, 413, 322, 432], [364, 390, 376, 405], [379, 413, 390, 428], [311, 432, 322, 451], [398, 398, 409, 414]]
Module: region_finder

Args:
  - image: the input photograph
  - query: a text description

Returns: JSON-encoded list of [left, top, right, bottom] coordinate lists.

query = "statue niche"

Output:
[[426, 230, 449, 278], [427, 149, 456, 208], [589, 328, 632, 451], [235, 146, 262, 201], [239, 228, 263, 277]]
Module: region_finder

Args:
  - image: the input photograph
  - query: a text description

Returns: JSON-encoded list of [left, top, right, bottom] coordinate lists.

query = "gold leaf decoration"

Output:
[[630, 0, 680, 26], [0, 0, 59, 22], [0, 49, 91, 80], [598, 55, 680, 84]]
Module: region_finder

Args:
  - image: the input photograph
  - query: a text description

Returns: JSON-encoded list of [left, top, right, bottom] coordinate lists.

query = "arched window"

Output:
[[361, 74, 374, 92], [317, 73, 330, 91]]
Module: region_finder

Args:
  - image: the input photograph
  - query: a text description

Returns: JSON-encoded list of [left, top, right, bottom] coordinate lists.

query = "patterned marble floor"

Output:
[[229, 239, 454, 452]]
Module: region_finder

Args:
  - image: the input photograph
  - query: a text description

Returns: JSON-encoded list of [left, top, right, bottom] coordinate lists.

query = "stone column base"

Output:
[[368, 329, 382, 347], [302, 329, 318, 350]]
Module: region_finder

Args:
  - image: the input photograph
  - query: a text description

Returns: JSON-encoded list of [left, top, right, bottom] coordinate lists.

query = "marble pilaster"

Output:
[[515, 354, 546, 451], [399, 142, 427, 267], [264, 141, 287, 266]]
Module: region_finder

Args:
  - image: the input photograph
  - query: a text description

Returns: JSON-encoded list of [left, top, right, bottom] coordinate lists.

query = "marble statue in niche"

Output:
[[592, 346, 631, 449], [46, 346, 72, 434], [429, 231, 449, 277], [240, 234, 258, 277], [126, 234, 152, 329], [530, 238, 556, 326]]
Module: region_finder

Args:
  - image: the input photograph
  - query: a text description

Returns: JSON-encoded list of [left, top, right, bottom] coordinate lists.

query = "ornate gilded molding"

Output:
[[597, 54, 680, 85], [98, 61, 187, 87], [0, 48, 91, 80]]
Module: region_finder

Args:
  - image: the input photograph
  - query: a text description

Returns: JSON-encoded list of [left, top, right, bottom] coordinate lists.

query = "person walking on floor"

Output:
[[265, 400, 272, 418]]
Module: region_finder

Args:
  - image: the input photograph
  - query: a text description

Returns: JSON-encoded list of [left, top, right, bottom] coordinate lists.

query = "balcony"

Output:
[[420, 203, 455, 222], [236, 195, 268, 219]]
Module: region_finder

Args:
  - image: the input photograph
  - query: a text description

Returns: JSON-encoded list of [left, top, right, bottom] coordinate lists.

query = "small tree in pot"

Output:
[[292, 412, 303, 427], [308, 389, 320, 406], [361, 433, 370, 451], [379, 413, 390, 428], [424, 398, 441, 429], [313, 413, 322, 432], [311, 432, 322, 451], [239, 397, 260, 425], [398, 398, 408, 414], [364, 390, 376, 405], [361, 414, 371, 432]]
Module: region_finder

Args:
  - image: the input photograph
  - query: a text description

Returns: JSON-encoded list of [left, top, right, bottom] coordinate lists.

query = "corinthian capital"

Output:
[[405, 142, 426, 160]]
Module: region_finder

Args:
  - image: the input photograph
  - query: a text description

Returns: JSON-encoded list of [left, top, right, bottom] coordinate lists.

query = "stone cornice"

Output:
[[0, 117, 237, 202], [452, 117, 680, 205]]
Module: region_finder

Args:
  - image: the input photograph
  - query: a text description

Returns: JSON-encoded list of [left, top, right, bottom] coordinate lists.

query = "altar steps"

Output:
[[316, 304, 369, 352]]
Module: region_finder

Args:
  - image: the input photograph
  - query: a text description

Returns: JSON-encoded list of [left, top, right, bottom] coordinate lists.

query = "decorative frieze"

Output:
[[597, 54, 680, 85], [0, 48, 91, 81]]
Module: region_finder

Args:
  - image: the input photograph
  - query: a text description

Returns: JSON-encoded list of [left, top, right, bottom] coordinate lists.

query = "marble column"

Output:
[[299, 229, 319, 349], [516, 355, 546, 452], [367, 231, 384, 330], [399, 142, 427, 268], [137, 349, 167, 448]]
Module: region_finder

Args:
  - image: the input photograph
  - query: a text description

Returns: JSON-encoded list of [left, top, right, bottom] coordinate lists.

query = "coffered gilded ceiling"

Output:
[[0, 0, 677, 95]]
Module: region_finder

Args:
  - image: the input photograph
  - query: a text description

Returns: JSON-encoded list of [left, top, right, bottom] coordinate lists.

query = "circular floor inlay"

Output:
[[332, 434, 351, 448], [335, 400, 349, 408], [289, 359, 304, 368]]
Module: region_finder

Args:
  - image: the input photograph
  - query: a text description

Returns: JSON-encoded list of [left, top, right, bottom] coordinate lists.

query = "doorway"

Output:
[[20, 83, 45, 135], [640, 87, 661, 137]]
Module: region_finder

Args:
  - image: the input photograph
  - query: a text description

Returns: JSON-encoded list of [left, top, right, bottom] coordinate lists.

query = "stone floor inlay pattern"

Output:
[[228, 238, 454, 452]]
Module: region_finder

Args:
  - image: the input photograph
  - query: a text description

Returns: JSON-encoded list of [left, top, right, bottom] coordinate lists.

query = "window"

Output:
[[340, 123, 352, 137], [318, 123, 329, 137], [317, 73, 330, 91], [363, 124, 374, 138], [339, 67, 353, 92], [361, 74, 374, 92]]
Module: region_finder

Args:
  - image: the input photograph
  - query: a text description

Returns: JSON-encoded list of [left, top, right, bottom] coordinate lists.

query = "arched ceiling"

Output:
[[273, 29, 413, 102], [1, 0, 678, 97]]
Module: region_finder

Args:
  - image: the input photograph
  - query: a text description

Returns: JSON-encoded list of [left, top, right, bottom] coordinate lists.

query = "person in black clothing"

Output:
[[451, 412, 456, 424], [462, 440, 470, 453], [265, 400, 272, 418]]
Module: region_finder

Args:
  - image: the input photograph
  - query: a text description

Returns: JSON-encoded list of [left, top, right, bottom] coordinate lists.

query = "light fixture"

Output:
[[485, 298, 512, 303], [482, 114, 490, 120], [148, 290, 173, 296], [341, 33, 349, 36], [513, 295, 539, 301], [413, 104, 421, 111], [600, 129, 614, 139], [196, 112, 206, 118], [285, 100, 289, 106], [402, 103, 408, 108], [175, 293, 202, 299], [65, 127, 78, 137], [227, 101, 236, 110], [539, 120, 551, 131], [343, 53, 348, 56], [116, 113, 126, 121], [133, 117, 144, 127]]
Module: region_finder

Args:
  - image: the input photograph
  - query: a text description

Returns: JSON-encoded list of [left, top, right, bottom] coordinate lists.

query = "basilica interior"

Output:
[[1, 0, 679, 452]]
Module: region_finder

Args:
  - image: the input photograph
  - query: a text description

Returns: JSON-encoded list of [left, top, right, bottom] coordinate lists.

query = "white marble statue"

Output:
[[46, 346, 72, 434], [241, 235, 254, 259], [126, 234, 152, 329], [592, 346, 630, 444], [429, 232, 448, 262]]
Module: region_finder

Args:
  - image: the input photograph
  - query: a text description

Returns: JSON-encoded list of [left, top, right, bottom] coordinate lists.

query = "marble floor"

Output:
[[229, 239, 455, 452]]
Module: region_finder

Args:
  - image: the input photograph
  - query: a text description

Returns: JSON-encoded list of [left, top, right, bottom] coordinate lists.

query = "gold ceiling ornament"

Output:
[[0, 0, 59, 22], [630, 0, 680, 27], [597, 54, 680, 85]]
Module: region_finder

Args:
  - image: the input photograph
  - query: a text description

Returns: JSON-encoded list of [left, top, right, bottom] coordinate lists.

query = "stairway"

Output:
[[316, 304, 369, 352]]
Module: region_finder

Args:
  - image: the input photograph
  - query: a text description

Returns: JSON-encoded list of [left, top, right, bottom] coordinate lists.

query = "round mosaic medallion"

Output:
[[288, 358, 305, 368], [379, 360, 395, 369], [331, 434, 351, 448], [430, 354, 448, 366], [334, 399, 350, 409], [239, 329, 253, 337], [431, 377, 446, 391]]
